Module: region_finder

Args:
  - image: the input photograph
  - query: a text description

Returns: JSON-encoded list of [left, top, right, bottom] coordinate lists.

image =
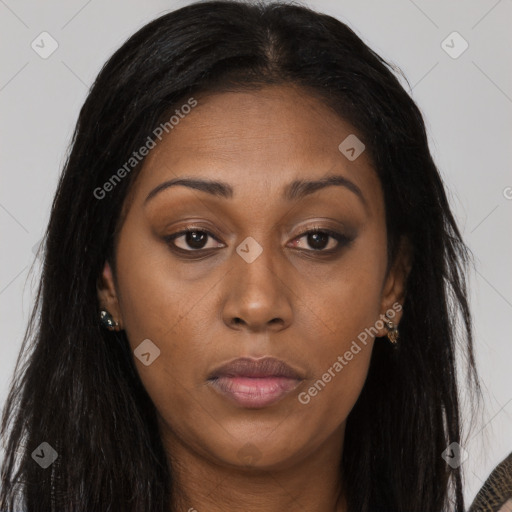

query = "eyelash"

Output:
[[164, 226, 352, 256]]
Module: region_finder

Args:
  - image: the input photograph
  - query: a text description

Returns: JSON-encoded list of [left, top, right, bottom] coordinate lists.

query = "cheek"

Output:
[[113, 229, 222, 427], [294, 352, 372, 456], [292, 231, 386, 426], [114, 226, 205, 348], [294, 290, 378, 440], [305, 232, 387, 341]]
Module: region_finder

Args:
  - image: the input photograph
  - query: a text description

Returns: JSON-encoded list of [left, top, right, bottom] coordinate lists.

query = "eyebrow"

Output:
[[144, 175, 366, 206]]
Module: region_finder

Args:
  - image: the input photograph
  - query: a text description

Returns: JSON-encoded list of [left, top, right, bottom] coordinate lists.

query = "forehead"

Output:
[[127, 84, 382, 213]]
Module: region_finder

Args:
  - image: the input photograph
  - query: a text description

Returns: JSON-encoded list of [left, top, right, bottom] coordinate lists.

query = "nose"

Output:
[[221, 243, 294, 333]]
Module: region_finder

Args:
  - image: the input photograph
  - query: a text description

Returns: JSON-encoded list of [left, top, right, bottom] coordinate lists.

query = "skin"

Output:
[[97, 83, 409, 512]]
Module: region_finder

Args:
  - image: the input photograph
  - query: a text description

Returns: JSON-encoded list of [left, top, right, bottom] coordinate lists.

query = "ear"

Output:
[[97, 260, 123, 330], [377, 237, 412, 336]]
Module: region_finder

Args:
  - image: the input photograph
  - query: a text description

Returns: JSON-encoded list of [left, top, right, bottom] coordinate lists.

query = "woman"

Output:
[[0, 1, 482, 510]]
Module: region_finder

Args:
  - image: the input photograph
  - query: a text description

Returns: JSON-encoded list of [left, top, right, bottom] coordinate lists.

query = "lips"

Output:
[[207, 357, 304, 409], [208, 356, 303, 380]]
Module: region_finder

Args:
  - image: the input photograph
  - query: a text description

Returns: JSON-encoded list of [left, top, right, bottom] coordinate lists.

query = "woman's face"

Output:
[[98, 84, 407, 471]]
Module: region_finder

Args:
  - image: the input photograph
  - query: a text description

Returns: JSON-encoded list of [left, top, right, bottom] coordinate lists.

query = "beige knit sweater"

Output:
[[469, 453, 512, 512]]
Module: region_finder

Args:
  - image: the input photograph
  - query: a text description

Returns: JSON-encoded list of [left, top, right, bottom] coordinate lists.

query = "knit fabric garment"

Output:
[[469, 452, 512, 512]]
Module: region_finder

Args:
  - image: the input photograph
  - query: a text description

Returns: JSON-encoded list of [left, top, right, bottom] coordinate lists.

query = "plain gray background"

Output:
[[1, 0, 511, 505]]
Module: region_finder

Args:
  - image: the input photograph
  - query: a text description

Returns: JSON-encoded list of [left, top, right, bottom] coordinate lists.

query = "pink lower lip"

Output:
[[208, 376, 301, 408]]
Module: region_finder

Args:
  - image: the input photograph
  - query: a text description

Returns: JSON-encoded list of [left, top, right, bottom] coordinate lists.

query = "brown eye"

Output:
[[165, 229, 224, 252], [290, 229, 351, 252], [306, 232, 330, 250]]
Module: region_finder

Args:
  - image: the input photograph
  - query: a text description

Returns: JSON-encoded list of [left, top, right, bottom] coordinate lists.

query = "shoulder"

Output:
[[469, 452, 512, 512]]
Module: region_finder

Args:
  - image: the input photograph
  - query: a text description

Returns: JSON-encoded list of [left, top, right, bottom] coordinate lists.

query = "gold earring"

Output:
[[100, 309, 119, 331], [384, 313, 399, 346]]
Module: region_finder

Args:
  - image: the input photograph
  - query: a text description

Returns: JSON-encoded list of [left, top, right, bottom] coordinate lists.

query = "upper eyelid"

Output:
[[169, 226, 343, 239]]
